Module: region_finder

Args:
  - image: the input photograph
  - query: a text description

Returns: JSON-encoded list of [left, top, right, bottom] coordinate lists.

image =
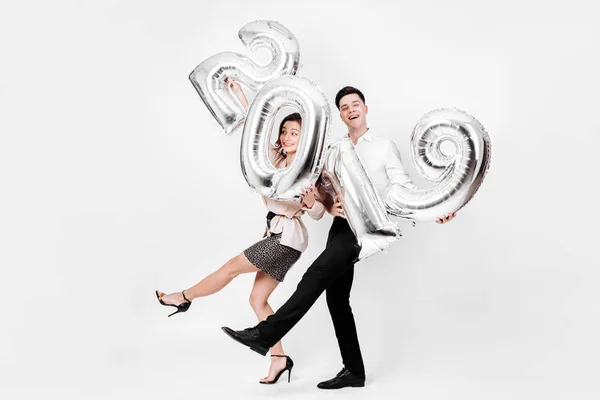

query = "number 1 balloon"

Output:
[[322, 138, 401, 260]]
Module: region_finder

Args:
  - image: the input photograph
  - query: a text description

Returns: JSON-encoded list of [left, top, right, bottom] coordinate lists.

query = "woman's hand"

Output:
[[300, 183, 317, 209], [226, 77, 243, 95], [225, 77, 249, 110]]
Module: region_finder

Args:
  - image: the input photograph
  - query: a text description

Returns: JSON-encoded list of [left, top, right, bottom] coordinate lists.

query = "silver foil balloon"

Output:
[[322, 138, 401, 260], [189, 20, 301, 135], [383, 108, 492, 221], [240, 75, 330, 200]]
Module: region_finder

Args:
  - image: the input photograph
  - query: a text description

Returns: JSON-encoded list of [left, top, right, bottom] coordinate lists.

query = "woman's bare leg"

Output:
[[249, 271, 288, 383], [157, 253, 259, 305]]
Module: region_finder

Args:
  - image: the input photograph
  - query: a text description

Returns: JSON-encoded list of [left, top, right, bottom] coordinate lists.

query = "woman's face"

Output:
[[279, 120, 301, 154]]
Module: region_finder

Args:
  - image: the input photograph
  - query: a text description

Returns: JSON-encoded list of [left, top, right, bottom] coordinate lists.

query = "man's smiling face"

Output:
[[339, 93, 368, 129]]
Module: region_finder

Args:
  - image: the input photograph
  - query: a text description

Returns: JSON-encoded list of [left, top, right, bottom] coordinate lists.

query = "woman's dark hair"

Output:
[[335, 86, 366, 109]]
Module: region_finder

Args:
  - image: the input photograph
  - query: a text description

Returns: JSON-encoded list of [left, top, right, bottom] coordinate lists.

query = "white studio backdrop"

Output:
[[1, 1, 598, 399]]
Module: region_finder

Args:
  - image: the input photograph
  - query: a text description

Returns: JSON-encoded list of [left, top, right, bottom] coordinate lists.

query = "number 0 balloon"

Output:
[[240, 76, 330, 200]]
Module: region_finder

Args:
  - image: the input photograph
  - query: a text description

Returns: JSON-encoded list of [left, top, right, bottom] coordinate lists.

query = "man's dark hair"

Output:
[[335, 86, 366, 110]]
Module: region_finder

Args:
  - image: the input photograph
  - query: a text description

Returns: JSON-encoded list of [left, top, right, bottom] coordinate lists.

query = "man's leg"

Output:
[[326, 264, 365, 376], [257, 218, 359, 345]]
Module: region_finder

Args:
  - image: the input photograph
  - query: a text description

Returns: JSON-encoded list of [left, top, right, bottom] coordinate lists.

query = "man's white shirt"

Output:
[[349, 129, 417, 197]]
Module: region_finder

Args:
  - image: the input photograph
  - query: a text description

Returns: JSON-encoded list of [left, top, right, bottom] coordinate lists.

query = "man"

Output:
[[222, 86, 456, 389]]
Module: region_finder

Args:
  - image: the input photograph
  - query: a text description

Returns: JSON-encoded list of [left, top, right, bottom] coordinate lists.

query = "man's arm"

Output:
[[384, 140, 418, 190]]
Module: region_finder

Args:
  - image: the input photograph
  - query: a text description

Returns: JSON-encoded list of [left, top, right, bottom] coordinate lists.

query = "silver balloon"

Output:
[[241, 75, 329, 200], [322, 138, 401, 260], [189, 20, 301, 135], [383, 108, 492, 221]]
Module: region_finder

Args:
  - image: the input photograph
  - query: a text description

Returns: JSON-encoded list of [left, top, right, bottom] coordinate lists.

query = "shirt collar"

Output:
[[347, 129, 372, 145]]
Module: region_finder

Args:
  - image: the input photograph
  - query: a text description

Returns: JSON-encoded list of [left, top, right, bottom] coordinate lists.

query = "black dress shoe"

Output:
[[221, 326, 270, 356], [317, 367, 365, 389]]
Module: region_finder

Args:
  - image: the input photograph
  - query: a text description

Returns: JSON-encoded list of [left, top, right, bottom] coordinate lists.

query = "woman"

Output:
[[156, 78, 325, 384]]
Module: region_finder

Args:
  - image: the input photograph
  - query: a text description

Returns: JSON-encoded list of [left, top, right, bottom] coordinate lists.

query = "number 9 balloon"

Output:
[[383, 108, 492, 221]]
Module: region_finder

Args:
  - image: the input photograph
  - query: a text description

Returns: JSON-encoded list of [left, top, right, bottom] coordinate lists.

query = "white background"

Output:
[[1, 1, 599, 399]]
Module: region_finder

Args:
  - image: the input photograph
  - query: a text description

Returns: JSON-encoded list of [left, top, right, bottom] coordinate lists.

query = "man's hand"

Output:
[[436, 211, 457, 224], [327, 196, 345, 218]]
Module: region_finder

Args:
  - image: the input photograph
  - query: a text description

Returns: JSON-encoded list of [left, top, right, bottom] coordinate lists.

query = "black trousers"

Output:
[[256, 217, 366, 375]]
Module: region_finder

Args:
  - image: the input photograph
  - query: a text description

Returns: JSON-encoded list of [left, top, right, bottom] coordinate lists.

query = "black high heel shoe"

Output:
[[155, 290, 191, 317], [260, 355, 294, 384]]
